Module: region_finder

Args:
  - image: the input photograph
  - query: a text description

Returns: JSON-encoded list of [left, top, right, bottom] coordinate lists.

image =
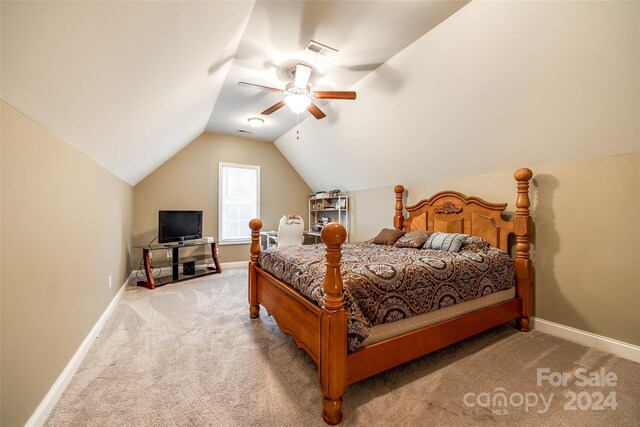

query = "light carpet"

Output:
[[46, 268, 640, 426]]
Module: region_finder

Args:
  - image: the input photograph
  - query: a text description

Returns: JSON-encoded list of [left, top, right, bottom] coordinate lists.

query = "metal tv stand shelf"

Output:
[[135, 240, 221, 290]]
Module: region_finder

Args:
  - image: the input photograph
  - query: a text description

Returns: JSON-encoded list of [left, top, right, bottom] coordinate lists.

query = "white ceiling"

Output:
[[1, 0, 468, 185], [274, 1, 640, 191], [206, 1, 468, 142], [1, 1, 254, 185]]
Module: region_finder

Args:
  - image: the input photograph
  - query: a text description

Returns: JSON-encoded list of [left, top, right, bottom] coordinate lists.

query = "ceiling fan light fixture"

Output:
[[247, 117, 264, 128], [284, 94, 311, 114]]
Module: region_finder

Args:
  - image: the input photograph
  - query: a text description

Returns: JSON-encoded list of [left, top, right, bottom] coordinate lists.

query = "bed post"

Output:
[[319, 223, 347, 425], [394, 185, 405, 230], [513, 168, 533, 332], [248, 218, 263, 319]]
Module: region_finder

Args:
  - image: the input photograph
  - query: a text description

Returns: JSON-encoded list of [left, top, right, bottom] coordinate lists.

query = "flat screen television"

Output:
[[158, 210, 202, 244]]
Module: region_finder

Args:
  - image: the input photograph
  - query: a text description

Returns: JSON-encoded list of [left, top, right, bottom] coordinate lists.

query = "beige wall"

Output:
[[132, 133, 310, 265], [347, 154, 640, 346], [0, 101, 133, 426]]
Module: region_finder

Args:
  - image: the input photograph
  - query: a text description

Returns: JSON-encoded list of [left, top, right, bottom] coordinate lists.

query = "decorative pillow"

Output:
[[423, 232, 469, 252], [372, 228, 406, 246], [394, 230, 433, 248], [461, 236, 490, 251]]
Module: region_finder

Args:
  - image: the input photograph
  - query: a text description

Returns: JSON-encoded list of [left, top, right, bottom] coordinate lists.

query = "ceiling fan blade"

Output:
[[238, 82, 284, 93], [261, 100, 286, 115], [294, 63, 312, 89], [307, 103, 326, 120], [313, 91, 357, 100]]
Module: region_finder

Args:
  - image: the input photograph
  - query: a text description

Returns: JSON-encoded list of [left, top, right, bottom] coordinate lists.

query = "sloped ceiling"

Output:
[[274, 0, 640, 191], [0, 0, 468, 185], [206, 1, 468, 142], [1, 1, 254, 185], [7, 1, 634, 192]]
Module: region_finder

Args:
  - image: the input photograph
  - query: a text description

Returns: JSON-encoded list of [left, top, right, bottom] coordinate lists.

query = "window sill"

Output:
[[218, 240, 251, 246]]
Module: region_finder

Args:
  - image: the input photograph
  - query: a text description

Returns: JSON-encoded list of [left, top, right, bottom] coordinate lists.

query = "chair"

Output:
[[268, 215, 304, 248]]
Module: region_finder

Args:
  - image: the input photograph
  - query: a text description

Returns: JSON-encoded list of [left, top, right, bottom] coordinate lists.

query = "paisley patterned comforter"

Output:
[[257, 238, 515, 351]]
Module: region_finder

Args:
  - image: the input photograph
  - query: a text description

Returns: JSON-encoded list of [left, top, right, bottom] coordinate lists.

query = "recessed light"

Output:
[[247, 117, 265, 128]]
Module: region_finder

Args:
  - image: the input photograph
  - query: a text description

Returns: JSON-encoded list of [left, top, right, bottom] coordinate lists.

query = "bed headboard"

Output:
[[393, 168, 533, 253]]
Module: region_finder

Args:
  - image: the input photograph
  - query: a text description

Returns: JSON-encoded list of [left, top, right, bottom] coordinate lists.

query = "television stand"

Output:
[[135, 240, 222, 290]]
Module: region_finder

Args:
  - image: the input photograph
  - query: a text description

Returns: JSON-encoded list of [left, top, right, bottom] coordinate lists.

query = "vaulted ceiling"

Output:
[[1, 1, 468, 185], [274, 1, 640, 191], [1, 1, 253, 185], [206, 1, 468, 142]]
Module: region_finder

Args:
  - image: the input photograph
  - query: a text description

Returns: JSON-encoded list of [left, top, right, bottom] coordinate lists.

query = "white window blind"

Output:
[[218, 163, 260, 244]]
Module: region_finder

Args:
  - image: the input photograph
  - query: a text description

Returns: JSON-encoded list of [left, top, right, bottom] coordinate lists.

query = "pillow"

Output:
[[460, 236, 490, 251], [423, 232, 469, 252], [394, 230, 433, 248], [372, 228, 406, 246]]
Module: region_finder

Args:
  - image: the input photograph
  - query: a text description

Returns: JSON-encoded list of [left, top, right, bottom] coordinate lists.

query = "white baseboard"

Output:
[[532, 317, 640, 364], [25, 273, 133, 427], [28, 261, 247, 425]]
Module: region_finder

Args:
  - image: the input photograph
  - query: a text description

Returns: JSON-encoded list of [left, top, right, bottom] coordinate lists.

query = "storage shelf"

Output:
[[309, 195, 343, 200], [309, 195, 349, 243], [150, 253, 212, 268], [136, 240, 215, 251], [151, 268, 218, 286], [137, 240, 221, 290]]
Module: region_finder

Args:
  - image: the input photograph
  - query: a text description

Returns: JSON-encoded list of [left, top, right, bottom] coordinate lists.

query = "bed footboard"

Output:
[[248, 220, 348, 424]]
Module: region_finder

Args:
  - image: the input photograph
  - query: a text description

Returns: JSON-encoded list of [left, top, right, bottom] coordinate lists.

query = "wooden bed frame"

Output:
[[247, 168, 533, 424]]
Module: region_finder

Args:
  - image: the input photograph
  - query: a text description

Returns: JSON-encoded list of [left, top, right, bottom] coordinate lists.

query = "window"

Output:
[[218, 162, 260, 244]]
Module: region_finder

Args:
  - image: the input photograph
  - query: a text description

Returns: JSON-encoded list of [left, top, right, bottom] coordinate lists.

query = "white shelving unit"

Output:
[[307, 195, 349, 243]]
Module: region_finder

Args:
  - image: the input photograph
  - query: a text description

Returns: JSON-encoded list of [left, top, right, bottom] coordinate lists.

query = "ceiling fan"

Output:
[[237, 63, 356, 119]]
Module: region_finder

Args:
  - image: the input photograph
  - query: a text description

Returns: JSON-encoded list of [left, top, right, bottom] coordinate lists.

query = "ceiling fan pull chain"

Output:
[[296, 114, 300, 141]]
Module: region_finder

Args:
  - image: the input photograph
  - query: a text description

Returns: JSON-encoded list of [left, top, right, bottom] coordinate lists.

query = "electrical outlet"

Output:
[[149, 251, 153, 260], [109, 275, 112, 288], [167, 250, 172, 259]]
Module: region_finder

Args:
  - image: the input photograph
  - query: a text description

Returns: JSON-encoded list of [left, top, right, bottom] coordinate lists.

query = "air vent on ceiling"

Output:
[[237, 129, 254, 134], [305, 40, 338, 58]]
